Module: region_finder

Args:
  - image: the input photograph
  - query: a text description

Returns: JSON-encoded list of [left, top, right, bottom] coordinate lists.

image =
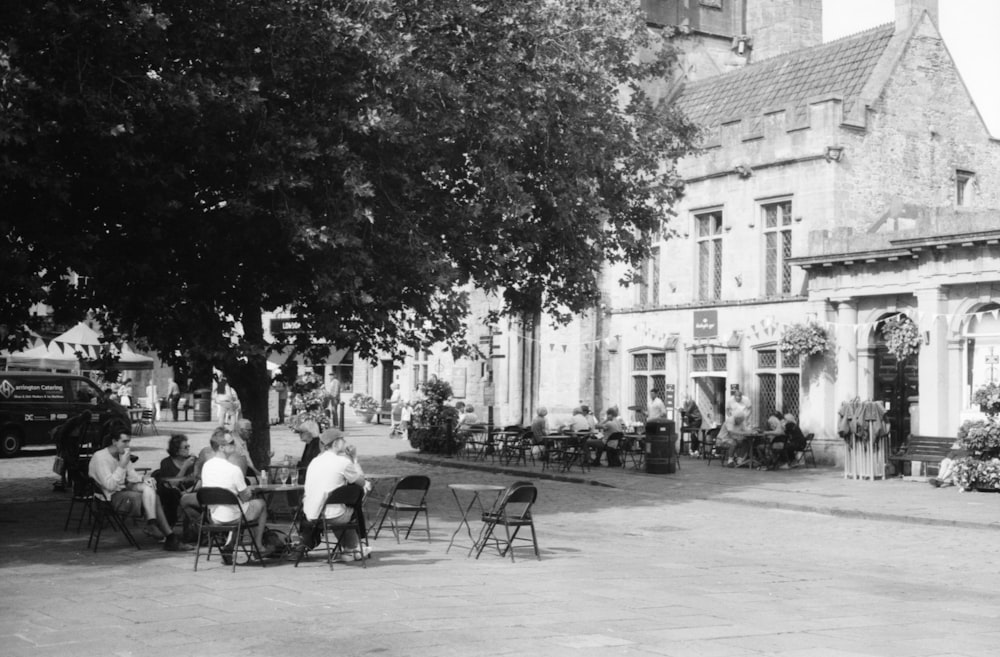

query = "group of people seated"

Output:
[[524, 404, 627, 467], [714, 406, 808, 469], [80, 413, 371, 562]]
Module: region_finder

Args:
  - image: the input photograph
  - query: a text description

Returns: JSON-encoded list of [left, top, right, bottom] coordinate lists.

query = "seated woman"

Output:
[[781, 412, 808, 467], [594, 407, 626, 467], [154, 434, 198, 530]]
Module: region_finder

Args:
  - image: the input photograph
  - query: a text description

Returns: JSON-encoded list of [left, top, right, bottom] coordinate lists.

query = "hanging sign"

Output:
[[693, 310, 718, 339]]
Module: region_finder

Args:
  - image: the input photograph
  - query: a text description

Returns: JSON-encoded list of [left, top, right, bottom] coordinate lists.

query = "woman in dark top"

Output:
[[155, 434, 197, 527]]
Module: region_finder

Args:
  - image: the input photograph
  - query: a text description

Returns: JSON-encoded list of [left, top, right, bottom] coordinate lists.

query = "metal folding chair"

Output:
[[293, 484, 368, 570], [87, 479, 140, 552], [472, 483, 540, 562], [372, 475, 431, 543], [194, 487, 265, 572]]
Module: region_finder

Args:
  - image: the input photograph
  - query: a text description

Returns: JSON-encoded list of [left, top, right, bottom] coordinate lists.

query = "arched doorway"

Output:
[[962, 302, 1000, 411], [873, 315, 919, 454]]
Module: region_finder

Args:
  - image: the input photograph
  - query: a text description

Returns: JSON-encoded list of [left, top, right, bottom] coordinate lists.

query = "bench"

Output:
[[888, 435, 956, 477]]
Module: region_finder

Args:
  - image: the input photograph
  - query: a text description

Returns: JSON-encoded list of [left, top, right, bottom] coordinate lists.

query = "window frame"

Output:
[[694, 208, 724, 301], [754, 344, 800, 422], [760, 198, 793, 298]]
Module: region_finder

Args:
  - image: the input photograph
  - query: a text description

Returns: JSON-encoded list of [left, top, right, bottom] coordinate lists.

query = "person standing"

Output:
[[681, 393, 704, 456], [727, 388, 752, 428], [118, 378, 134, 408], [647, 389, 667, 420], [326, 375, 341, 426], [273, 376, 288, 424], [167, 378, 181, 421]]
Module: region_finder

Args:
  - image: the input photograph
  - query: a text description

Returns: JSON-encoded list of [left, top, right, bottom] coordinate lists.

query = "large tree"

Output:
[[0, 0, 695, 467]]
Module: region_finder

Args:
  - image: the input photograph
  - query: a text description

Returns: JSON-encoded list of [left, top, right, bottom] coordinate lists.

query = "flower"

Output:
[[957, 418, 1000, 459], [348, 393, 378, 411], [287, 372, 332, 431], [972, 382, 1000, 416], [778, 323, 834, 360], [880, 314, 920, 360]]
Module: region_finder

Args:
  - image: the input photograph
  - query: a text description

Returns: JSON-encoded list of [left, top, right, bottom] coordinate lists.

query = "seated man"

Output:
[[89, 431, 181, 550], [761, 411, 788, 468], [781, 412, 808, 467], [290, 429, 371, 561], [200, 427, 268, 561], [231, 418, 262, 480], [718, 411, 749, 467]]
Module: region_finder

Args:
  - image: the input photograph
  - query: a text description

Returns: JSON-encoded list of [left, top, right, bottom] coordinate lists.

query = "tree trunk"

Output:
[[221, 311, 273, 470]]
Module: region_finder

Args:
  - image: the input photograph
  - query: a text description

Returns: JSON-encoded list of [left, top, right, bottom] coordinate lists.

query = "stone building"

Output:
[[355, 0, 1000, 464]]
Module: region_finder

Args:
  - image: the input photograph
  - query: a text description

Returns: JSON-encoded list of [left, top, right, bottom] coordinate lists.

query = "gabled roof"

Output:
[[675, 24, 895, 128]]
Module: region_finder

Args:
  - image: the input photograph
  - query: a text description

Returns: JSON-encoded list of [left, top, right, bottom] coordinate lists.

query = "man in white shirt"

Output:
[[89, 431, 180, 550], [200, 427, 268, 557], [648, 390, 667, 420], [291, 428, 370, 561]]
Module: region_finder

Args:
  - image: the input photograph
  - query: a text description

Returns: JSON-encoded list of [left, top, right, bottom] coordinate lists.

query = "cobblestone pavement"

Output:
[[2, 420, 999, 656]]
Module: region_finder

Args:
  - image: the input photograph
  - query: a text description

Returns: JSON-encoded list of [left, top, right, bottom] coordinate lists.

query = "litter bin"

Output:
[[193, 388, 212, 422], [645, 418, 676, 474]]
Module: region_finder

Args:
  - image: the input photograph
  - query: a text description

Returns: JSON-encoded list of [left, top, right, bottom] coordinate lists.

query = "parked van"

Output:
[[0, 372, 129, 457]]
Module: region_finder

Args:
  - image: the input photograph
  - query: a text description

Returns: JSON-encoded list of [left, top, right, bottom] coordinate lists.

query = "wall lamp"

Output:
[[825, 145, 845, 163]]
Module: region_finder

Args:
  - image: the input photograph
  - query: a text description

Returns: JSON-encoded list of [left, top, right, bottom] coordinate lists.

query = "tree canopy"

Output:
[[0, 0, 696, 464]]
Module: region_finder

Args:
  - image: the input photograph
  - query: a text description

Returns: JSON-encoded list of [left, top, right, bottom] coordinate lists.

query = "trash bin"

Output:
[[193, 388, 212, 422], [645, 418, 676, 474]]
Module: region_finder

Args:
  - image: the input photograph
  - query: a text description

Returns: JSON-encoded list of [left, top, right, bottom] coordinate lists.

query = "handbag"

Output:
[[52, 455, 66, 476]]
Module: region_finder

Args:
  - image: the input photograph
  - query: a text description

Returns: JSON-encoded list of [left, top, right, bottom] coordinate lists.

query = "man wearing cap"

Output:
[[290, 428, 370, 561], [294, 419, 322, 485], [200, 426, 268, 559]]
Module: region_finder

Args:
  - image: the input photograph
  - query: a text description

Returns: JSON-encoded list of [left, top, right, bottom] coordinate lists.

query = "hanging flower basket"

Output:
[[972, 382, 1000, 417], [881, 314, 920, 360], [778, 323, 834, 360]]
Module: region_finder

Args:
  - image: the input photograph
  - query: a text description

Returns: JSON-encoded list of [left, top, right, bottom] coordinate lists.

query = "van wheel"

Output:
[[1, 429, 23, 458]]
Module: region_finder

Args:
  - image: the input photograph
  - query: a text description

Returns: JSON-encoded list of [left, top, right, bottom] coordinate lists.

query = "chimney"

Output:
[[895, 0, 939, 33]]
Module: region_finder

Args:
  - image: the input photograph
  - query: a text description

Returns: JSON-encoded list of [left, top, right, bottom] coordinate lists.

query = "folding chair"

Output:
[[294, 484, 368, 570], [702, 428, 726, 466], [194, 487, 265, 572], [132, 409, 158, 436], [472, 484, 540, 562], [64, 470, 94, 533], [87, 479, 140, 552], [602, 432, 624, 468], [621, 434, 645, 470], [802, 433, 817, 468], [501, 428, 536, 467], [371, 475, 431, 543]]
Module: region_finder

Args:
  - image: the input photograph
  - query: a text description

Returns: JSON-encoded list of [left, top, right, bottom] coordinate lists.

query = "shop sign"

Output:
[[269, 317, 310, 335], [693, 310, 718, 339]]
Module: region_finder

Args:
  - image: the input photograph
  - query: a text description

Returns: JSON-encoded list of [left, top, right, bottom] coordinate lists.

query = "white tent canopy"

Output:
[[3, 322, 154, 371]]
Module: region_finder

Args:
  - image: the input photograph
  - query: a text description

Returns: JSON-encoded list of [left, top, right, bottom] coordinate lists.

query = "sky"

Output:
[[823, 0, 1000, 136]]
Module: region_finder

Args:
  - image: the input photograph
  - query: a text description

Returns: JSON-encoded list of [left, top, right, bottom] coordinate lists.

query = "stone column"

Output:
[[916, 287, 948, 435], [832, 297, 859, 405], [947, 338, 965, 434]]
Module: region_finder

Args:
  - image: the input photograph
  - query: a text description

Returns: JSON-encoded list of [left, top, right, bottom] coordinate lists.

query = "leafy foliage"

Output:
[[0, 0, 696, 464], [880, 315, 921, 361], [972, 382, 1000, 417], [952, 456, 1000, 491], [778, 323, 834, 360], [413, 378, 459, 429], [348, 393, 379, 412], [288, 372, 331, 432], [957, 418, 1000, 459]]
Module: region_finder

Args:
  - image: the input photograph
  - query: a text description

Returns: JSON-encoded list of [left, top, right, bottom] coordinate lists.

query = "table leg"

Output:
[[445, 490, 480, 554]]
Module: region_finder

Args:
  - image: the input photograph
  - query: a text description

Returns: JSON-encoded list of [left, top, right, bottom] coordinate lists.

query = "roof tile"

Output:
[[676, 24, 895, 128]]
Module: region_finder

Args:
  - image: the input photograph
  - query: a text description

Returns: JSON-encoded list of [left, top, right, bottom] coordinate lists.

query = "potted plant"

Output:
[[778, 322, 834, 361], [953, 416, 1000, 491], [410, 377, 459, 453], [880, 314, 920, 360], [287, 372, 332, 431], [348, 393, 379, 422], [972, 382, 1000, 417]]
